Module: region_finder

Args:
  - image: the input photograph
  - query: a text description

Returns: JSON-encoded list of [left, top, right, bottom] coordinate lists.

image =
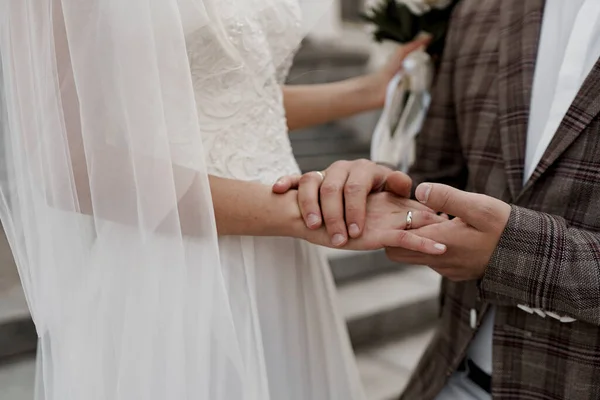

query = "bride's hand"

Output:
[[274, 159, 412, 246], [301, 192, 448, 253], [364, 35, 432, 108]]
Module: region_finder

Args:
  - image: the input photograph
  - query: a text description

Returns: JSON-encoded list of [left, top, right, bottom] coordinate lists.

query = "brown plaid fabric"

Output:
[[400, 1, 600, 399]]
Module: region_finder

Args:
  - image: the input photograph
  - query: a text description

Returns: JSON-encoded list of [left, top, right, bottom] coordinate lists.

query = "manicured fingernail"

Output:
[[434, 243, 446, 252], [332, 234, 346, 247], [275, 178, 284, 185], [307, 213, 320, 227], [349, 224, 360, 237], [418, 184, 432, 204]]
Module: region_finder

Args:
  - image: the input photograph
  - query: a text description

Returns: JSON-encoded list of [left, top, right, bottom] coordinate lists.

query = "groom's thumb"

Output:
[[415, 183, 479, 224]]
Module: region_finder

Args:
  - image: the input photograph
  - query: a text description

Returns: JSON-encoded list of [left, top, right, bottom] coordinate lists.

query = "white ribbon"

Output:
[[370, 50, 433, 172]]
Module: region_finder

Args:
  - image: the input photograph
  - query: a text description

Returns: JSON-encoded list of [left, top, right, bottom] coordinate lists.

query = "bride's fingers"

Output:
[[380, 229, 447, 255], [398, 210, 447, 230], [272, 174, 301, 193], [298, 172, 326, 229]]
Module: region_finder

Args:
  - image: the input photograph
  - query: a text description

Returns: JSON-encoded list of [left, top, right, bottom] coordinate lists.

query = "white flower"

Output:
[[396, 0, 452, 15]]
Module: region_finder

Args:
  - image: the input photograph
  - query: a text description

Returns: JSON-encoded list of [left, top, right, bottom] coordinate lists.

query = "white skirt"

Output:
[[218, 235, 365, 400]]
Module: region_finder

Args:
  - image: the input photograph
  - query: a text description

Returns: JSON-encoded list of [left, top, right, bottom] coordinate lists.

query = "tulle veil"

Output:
[[0, 0, 334, 399]]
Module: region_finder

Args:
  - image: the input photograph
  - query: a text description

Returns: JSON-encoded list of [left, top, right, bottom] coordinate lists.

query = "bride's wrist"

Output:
[[272, 190, 307, 238], [269, 189, 330, 245]]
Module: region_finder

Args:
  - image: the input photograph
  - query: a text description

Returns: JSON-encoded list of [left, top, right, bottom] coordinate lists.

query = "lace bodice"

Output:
[[184, 0, 303, 184]]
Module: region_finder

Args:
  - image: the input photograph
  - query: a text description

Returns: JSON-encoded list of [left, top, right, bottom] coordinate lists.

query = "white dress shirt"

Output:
[[437, 1, 600, 399]]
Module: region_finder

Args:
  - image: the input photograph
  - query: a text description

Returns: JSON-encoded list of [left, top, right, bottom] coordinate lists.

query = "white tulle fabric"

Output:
[[0, 0, 364, 399]]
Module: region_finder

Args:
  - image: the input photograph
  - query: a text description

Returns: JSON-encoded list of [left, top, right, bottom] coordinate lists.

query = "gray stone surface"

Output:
[[326, 248, 406, 284], [0, 356, 35, 400], [0, 227, 36, 360], [288, 36, 378, 173], [338, 267, 440, 348], [357, 326, 437, 400]]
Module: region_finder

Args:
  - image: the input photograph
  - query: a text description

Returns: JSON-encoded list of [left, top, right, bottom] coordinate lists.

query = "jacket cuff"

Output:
[[479, 205, 563, 308]]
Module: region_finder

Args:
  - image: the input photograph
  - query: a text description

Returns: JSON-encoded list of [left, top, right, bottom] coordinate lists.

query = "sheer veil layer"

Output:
[[0, 0, 336, 399]]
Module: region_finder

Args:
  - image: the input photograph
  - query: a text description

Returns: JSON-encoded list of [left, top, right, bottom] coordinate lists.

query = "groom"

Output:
[[276, 0, 600, 398]]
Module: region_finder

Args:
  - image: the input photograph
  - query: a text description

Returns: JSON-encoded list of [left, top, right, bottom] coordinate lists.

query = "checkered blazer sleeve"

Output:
[[409, 12, 468, 195], [480, 205, 600, 326]]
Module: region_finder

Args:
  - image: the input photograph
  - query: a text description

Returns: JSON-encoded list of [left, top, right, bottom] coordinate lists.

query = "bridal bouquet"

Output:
[[362, 0, 460, 62]]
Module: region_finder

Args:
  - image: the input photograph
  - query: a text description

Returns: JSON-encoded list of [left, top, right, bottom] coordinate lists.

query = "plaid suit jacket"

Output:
[[400, 1, 600, 399]]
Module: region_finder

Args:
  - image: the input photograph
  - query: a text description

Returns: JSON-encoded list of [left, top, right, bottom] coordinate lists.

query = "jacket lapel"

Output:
[[497, 0, 545, 200], [520, 58, 600, 194]]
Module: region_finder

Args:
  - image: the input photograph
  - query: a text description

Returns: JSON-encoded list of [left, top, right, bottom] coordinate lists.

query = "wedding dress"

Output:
[[0, 0, 364, 399], [185, 0, 364, 399]]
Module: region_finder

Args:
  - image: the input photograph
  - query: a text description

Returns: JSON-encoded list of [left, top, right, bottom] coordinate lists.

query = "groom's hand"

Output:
[[273, 159, 413, 246], [385, 183, 511, 281]]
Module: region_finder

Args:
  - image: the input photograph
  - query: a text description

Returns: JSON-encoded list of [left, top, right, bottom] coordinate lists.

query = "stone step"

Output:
[[357, 326, 437, 400], [290, 122, 372, 173], [324, 248, 405, 284], [337, 266, 440, 348], [0, 286, 35, 360], [0, 354, 36, 400], [0, 225, 37, 361]]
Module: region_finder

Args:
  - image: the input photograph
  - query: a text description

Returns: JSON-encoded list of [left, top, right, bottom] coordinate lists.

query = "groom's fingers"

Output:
[[416, 183, 476, 219], [415, 183, 506, 230]]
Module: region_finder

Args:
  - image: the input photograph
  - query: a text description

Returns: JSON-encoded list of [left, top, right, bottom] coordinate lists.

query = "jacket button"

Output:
[[470, 308, 477, 329]]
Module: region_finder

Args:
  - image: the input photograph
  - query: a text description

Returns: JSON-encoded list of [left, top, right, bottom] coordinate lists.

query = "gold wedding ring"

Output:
[[406, 211, 413, 230], [315, 171, 326, 181]]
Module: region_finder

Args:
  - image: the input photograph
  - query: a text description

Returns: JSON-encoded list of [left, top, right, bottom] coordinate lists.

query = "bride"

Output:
[[0, 0, 440, 399]]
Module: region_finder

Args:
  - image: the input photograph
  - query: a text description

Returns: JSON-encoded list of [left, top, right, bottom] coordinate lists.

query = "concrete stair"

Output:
[[0, 225, 36, 361], [357, 326, 437, 400]]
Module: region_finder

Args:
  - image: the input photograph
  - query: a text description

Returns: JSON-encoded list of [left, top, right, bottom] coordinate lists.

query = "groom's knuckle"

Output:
[[474, 199, 495, 221], [437, 188, 453, 211]]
